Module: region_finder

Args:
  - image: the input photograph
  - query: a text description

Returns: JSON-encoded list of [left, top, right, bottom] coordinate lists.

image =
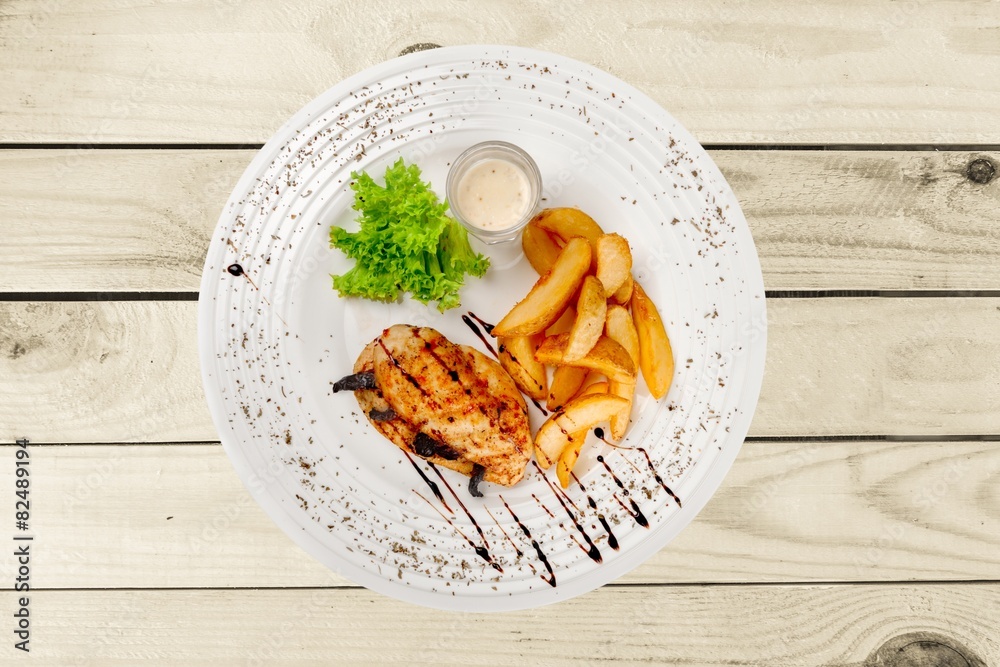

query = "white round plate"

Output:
[[199, 45, 766, 611]]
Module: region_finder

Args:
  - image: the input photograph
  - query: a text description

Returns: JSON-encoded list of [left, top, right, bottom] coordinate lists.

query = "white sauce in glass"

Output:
[[455, 158, 531, 231]]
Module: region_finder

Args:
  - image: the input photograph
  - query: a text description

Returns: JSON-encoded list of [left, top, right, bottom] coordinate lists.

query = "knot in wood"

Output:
[[965, 158, 995, 184], [399, 43, 442, 56], [865, 632, 986, 667]]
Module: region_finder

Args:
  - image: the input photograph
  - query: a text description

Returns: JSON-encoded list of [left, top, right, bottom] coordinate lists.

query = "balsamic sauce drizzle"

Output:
[[403, 452, 451, 513], [532, 462, 602, 563], [532, 493, 555, 518], [635, 448, 682, 508], [594, 428, 682, 508], [429, 464, 502, 572], [597, 455, 649, 528], [501, 495, 556, 587], [413, 490, 492, 566], [224, 262, 286, 325], [461, 314, 497, 357], [467, 311, 495, 335], [485, 505, 524, 559], [571, 473, 620, 551], [461, 311, 548, 414]]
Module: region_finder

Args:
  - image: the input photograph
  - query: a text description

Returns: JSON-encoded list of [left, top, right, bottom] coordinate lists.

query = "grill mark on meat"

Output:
[[377, 339, 427, 394]]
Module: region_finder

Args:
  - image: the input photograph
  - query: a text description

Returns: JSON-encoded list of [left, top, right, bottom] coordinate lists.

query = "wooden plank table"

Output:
[[2, 1, 999, 664]]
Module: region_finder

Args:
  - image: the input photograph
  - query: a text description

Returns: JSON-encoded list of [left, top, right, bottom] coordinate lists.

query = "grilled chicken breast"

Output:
[[343, 324, 533, 488]]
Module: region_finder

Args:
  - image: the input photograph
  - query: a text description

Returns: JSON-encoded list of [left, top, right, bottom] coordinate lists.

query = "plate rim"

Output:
[[198, 43, 768, 612]]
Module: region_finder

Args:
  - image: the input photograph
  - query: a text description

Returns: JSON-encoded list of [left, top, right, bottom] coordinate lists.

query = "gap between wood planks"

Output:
[[5, 290, 1000, 301], [1, 143, 999, 152], [4, 434, 1000, 447], [12, 580, 1000, 592]]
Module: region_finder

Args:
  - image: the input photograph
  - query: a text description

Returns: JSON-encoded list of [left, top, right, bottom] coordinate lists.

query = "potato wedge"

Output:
[[556, 430, 587, 488], [497, 334, 547, 401], [493, 237, 591, 337], [531, 207, 604, 245], [607, 377, 635, 441], [579, 380, 609, 396], [535, 393, 629, 468], [536, 333, 636, 383], [594, 234, 632, 296], [610, 274, 633, 306], [545, 305, 577, 336], [605, 305, 640, 367], [522, 222, 563, 275], [631, 281, 675, 399], [565, 276, 607, 362], [546, 364, 590, 411]]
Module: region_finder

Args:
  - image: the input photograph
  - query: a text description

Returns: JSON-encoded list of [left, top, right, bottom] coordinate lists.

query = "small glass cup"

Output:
[[446, 141, 542, 245]]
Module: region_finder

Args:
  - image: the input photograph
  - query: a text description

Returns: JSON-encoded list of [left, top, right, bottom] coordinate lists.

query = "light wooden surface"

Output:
[[1, 1, 999, 144], [4, 298, 1000, 442], [2, 150, 998, 293], [2, 585, 997, 665], [2, 1, 998, 664], [0, 440, 995, 589]]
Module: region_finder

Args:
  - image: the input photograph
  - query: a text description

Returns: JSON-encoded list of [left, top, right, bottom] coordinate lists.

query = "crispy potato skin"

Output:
[[632, 282, 675, 399], [535, 393, 628, 468], [522, 223, 563, 275], [498, 334, 548, 401], [530, 208, 604, 245], [535, 333, 636, 383], [565, 276, 607, 362], [595, 233, 633, 297], [493, 237, 591, 337]]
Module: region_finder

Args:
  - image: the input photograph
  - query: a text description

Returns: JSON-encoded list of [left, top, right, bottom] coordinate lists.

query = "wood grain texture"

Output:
[[0, 1, 998, 143], [2, 441, 996, 589], [2, 585, 996, 665], [2, 150, 999, 293], [3, 298, 1000, 443]]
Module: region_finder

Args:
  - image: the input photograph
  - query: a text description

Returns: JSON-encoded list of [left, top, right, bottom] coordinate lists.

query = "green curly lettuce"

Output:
[[329, 158, 489, 312]]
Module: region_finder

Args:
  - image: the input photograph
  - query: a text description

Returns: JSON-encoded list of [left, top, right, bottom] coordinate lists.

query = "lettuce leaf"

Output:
[[329, 158, 489, 311]]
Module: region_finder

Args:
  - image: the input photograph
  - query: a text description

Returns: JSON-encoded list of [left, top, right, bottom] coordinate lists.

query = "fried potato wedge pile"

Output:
[[494, 208, 676, 486]]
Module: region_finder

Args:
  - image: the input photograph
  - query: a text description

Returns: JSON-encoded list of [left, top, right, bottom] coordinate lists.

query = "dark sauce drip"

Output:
[[572, 473, 619, 550], [461, 314, 497, 357], [225, 262, 259, 290], [593, 428, 682, 508], [467, 311, 495, 335], [531, 494, 555, 518], [413, 491, 489, 567], [430, 465, 502, 572], [224, 261, 286, 326], [529, 398, 549, 415], [596, 455, 628, 495], [485, 506, 524, 558], [613, 493, 649, 528], [404, 452, 451, 513], [597, 455, 650, 528], [532, 462, 602, 563], [501, 496, 556, 587], [637, 448, 682, 508]]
